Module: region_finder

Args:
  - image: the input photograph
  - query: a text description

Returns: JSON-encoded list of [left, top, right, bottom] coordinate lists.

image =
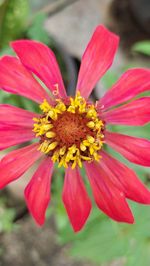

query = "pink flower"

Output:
[[0, 25, 150, 232]]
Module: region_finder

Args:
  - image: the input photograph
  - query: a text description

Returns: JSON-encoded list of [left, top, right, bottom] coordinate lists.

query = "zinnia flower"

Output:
[[0, 25, 150, 232]]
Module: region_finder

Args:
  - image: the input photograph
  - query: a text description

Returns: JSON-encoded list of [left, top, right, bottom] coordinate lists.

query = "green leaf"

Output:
[[0, 46, 14, 56], [0, 199, 16, 233], [0, 91, 39, 112], [132, 41, 150, 56], [64, 203, 150, 266], [0, 0, 29, 48], [101, 70, 119, 88]]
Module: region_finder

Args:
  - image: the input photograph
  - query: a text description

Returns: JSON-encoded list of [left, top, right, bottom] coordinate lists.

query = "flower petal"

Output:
[[0, 125, 35, 150], [62, 167, 92, 232], [0, 104, 35, 127], [102, 97, 150, 126], [11, 40, 67, 98], [0, 143, 42, 189], [0, 56, 51, 104], [76, 25, 119, 98], [25, 157, 54, 226], [100, 68, 150, 110], [85, 161, 134, 223], [105, 131, 150, 166], [100, 150, 150, 204]]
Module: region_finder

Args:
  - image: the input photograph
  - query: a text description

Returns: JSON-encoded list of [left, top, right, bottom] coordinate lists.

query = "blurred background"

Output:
[[0, 0, 150, 265]]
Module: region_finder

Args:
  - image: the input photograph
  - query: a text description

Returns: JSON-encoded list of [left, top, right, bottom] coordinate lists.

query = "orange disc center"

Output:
[[52, 111, 93, 148]]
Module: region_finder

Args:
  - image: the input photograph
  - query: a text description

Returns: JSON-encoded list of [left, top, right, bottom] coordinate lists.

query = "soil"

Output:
[[0, 214, 95, 266]]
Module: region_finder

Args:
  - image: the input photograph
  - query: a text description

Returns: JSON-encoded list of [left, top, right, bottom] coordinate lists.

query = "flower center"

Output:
[[33, 92, 104, 168], [53, 112, 94, 147]]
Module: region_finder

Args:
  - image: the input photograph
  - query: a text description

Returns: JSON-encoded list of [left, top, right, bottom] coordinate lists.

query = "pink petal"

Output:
[[105, 131, 150, 166], [76, 25, 119, 98], [11, 40, 67, 98], [0, 104, 35, 127], [25, 157, 54, 226], [102, 97, 150, 126], [0, 125, 35, 150], [99, 68, 150, 110], [62, 167, 92, 232], [85, 161, 134, 223], [0, 143, 42, 189], [0, 56, 50, 104], [100, 151, 150, 204]]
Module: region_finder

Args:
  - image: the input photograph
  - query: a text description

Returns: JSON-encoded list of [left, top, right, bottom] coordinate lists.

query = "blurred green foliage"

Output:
[[55, 202, 150, 266], [0, 0, 29, 48], [132, 40, 150, 56], [0, 198, 16, 233]]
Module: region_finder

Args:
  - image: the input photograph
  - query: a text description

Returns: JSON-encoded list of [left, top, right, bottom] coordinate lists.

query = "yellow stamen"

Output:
[[80, 143, 87, 151], [40, 100, 51, 113], [87, 135, 95, 144], [45, 141, 58, 153], [59, 146, 66, 155], [46, 131, 56, 138], [87, 121, 95, 128]]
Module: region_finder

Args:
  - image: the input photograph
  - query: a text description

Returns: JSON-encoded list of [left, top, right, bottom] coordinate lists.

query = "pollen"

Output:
[[33, 92, 104, 168]]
